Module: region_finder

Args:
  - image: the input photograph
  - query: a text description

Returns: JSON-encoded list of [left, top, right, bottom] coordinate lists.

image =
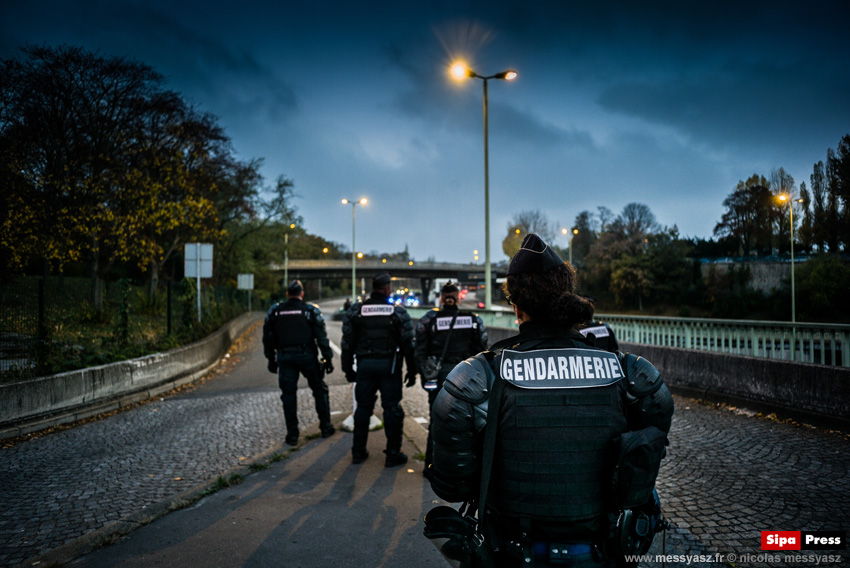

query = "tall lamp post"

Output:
[[341, 198, 367, 302], [778, 194, 803, 361], [283, 223, 295, 287], [450, 61, 517, 311]]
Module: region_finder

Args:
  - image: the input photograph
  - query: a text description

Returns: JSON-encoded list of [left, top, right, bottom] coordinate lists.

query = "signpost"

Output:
[[237, 273, 254, 311], [184, 243, 213, 322]]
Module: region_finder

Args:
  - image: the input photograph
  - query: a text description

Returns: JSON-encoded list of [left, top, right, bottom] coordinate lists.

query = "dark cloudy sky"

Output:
[[2, 0, 848, 264]]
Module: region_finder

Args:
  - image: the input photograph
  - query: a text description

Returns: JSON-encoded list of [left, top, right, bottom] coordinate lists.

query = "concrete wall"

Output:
[[700, 261, 791, 293], [620, 342, 850, 430], [0, 312, 263, 439]]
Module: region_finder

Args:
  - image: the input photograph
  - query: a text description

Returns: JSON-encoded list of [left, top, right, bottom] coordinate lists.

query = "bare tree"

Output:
[[770, 167, 796, 254], [618, 203, 659, 240], [501, 209, 557, 259]]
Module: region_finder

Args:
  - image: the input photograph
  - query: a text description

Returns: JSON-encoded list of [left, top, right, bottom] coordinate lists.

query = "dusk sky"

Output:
[[2, 0, 848, 264]]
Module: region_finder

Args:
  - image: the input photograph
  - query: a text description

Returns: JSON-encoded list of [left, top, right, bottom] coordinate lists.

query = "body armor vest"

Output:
[[427, 310, 478, 365], [490, 346, 629, 531], [354, 301, 397, 357], [270, 300, 313, 348]]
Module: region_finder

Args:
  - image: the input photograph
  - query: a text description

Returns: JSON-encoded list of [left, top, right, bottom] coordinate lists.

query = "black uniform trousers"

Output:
[[352, 356, 404, 457], [277, 351, 332, 436]]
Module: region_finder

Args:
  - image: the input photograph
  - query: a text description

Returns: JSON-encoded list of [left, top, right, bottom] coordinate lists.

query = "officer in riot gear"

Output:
[[427, 234, 674, 567], [578, 295, 620, 353], [263, 280, 336, 446], [341, 272, 417, 467], [415, 281, 488, 477]]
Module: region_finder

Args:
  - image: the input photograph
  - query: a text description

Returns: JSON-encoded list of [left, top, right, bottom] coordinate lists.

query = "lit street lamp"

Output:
[[777, 194, 803, 361], [450, 61, 517, 311], [562, 227, 579, 265], [341, 197, 367, 302]]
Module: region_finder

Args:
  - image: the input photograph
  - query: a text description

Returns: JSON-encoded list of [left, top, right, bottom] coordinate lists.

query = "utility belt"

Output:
[[494, 514, 606, 567], [503, 539, 603, 566], [356, 353, 397, 361], [277, 344, 310, 354]]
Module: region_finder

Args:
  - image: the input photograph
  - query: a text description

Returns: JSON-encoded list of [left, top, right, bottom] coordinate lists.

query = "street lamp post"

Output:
[[341, 198, 367, 302], [562, 227, 579, 265], [283, 223, 295, 288], [778, 194, 803, 361], [450, 62, 517, 311]]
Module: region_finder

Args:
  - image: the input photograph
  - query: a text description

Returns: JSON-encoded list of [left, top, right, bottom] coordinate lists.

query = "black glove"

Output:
[[405, 372, 417, 388], [345, 372, 356, 383], [267, 359, 278, 374], [322, 359, 334, 375]]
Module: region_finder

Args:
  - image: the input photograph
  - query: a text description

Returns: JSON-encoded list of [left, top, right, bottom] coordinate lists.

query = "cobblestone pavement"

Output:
[[1, 310, 849, 567]]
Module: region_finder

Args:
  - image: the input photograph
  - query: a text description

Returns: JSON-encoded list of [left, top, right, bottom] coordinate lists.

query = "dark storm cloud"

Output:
[[2, 0, 848, 262], [0, 0, 298, 121], [597, 58, 850, 153]]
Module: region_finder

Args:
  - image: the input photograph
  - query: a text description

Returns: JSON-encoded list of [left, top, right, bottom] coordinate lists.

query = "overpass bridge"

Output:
[[271, 259, 505, 300]]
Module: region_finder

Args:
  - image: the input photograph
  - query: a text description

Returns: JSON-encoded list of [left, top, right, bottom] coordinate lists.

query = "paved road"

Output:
[[1, 298, 849, 567]]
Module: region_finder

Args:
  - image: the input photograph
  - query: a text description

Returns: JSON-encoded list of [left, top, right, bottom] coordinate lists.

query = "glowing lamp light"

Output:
[[450, 61, 469, 80]]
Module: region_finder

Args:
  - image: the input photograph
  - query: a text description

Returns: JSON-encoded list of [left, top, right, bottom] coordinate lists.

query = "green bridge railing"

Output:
[[406, 307, 850, 367]]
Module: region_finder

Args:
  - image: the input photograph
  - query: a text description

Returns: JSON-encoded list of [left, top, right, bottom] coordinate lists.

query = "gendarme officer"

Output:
[[427, 234, 674, 567], [341, 272, 416, 467], [263, 280, 335, 446], [414, 281, 488, 477]]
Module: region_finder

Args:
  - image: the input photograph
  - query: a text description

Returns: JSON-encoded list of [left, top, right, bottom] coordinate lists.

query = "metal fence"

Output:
[[407, 307, 850, 367], [598, 313, 850, 367], [0, 277, 251, 382]]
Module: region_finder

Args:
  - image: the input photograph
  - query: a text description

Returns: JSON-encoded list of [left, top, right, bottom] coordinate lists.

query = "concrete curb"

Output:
[[1, 312, 263, 440], [14, 416, 328, 568]]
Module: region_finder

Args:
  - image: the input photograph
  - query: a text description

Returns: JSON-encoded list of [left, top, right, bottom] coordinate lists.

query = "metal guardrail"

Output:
[[407, 307, 850, 367], [596, 313, 850, 367]]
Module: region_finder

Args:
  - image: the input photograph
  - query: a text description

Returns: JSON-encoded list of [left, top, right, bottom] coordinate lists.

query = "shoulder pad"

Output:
[[420, 309, 438, 322], [622, 353, 663, 397], [443, 352, 495, 405]]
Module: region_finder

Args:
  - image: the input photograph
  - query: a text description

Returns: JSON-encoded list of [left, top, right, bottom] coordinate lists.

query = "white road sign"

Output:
[[185, 243, 213, 278]]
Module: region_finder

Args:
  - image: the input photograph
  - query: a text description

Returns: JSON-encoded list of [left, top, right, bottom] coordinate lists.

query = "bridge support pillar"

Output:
[[420, 277, 433, 306]]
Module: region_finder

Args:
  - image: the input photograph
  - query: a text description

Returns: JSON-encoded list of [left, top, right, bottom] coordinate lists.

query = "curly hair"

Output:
[[502, 263, 594, 330]]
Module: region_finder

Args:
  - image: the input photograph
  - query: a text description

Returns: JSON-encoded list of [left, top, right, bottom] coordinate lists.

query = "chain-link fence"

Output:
[[0, 277, 252, 384]]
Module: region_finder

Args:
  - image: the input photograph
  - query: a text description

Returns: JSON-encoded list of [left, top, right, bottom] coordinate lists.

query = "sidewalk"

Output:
[[65, 403, 446, 568]]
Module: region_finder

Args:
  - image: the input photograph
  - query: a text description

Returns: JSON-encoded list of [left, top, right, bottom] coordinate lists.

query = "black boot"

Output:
[[384, 449, 408, 468]]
